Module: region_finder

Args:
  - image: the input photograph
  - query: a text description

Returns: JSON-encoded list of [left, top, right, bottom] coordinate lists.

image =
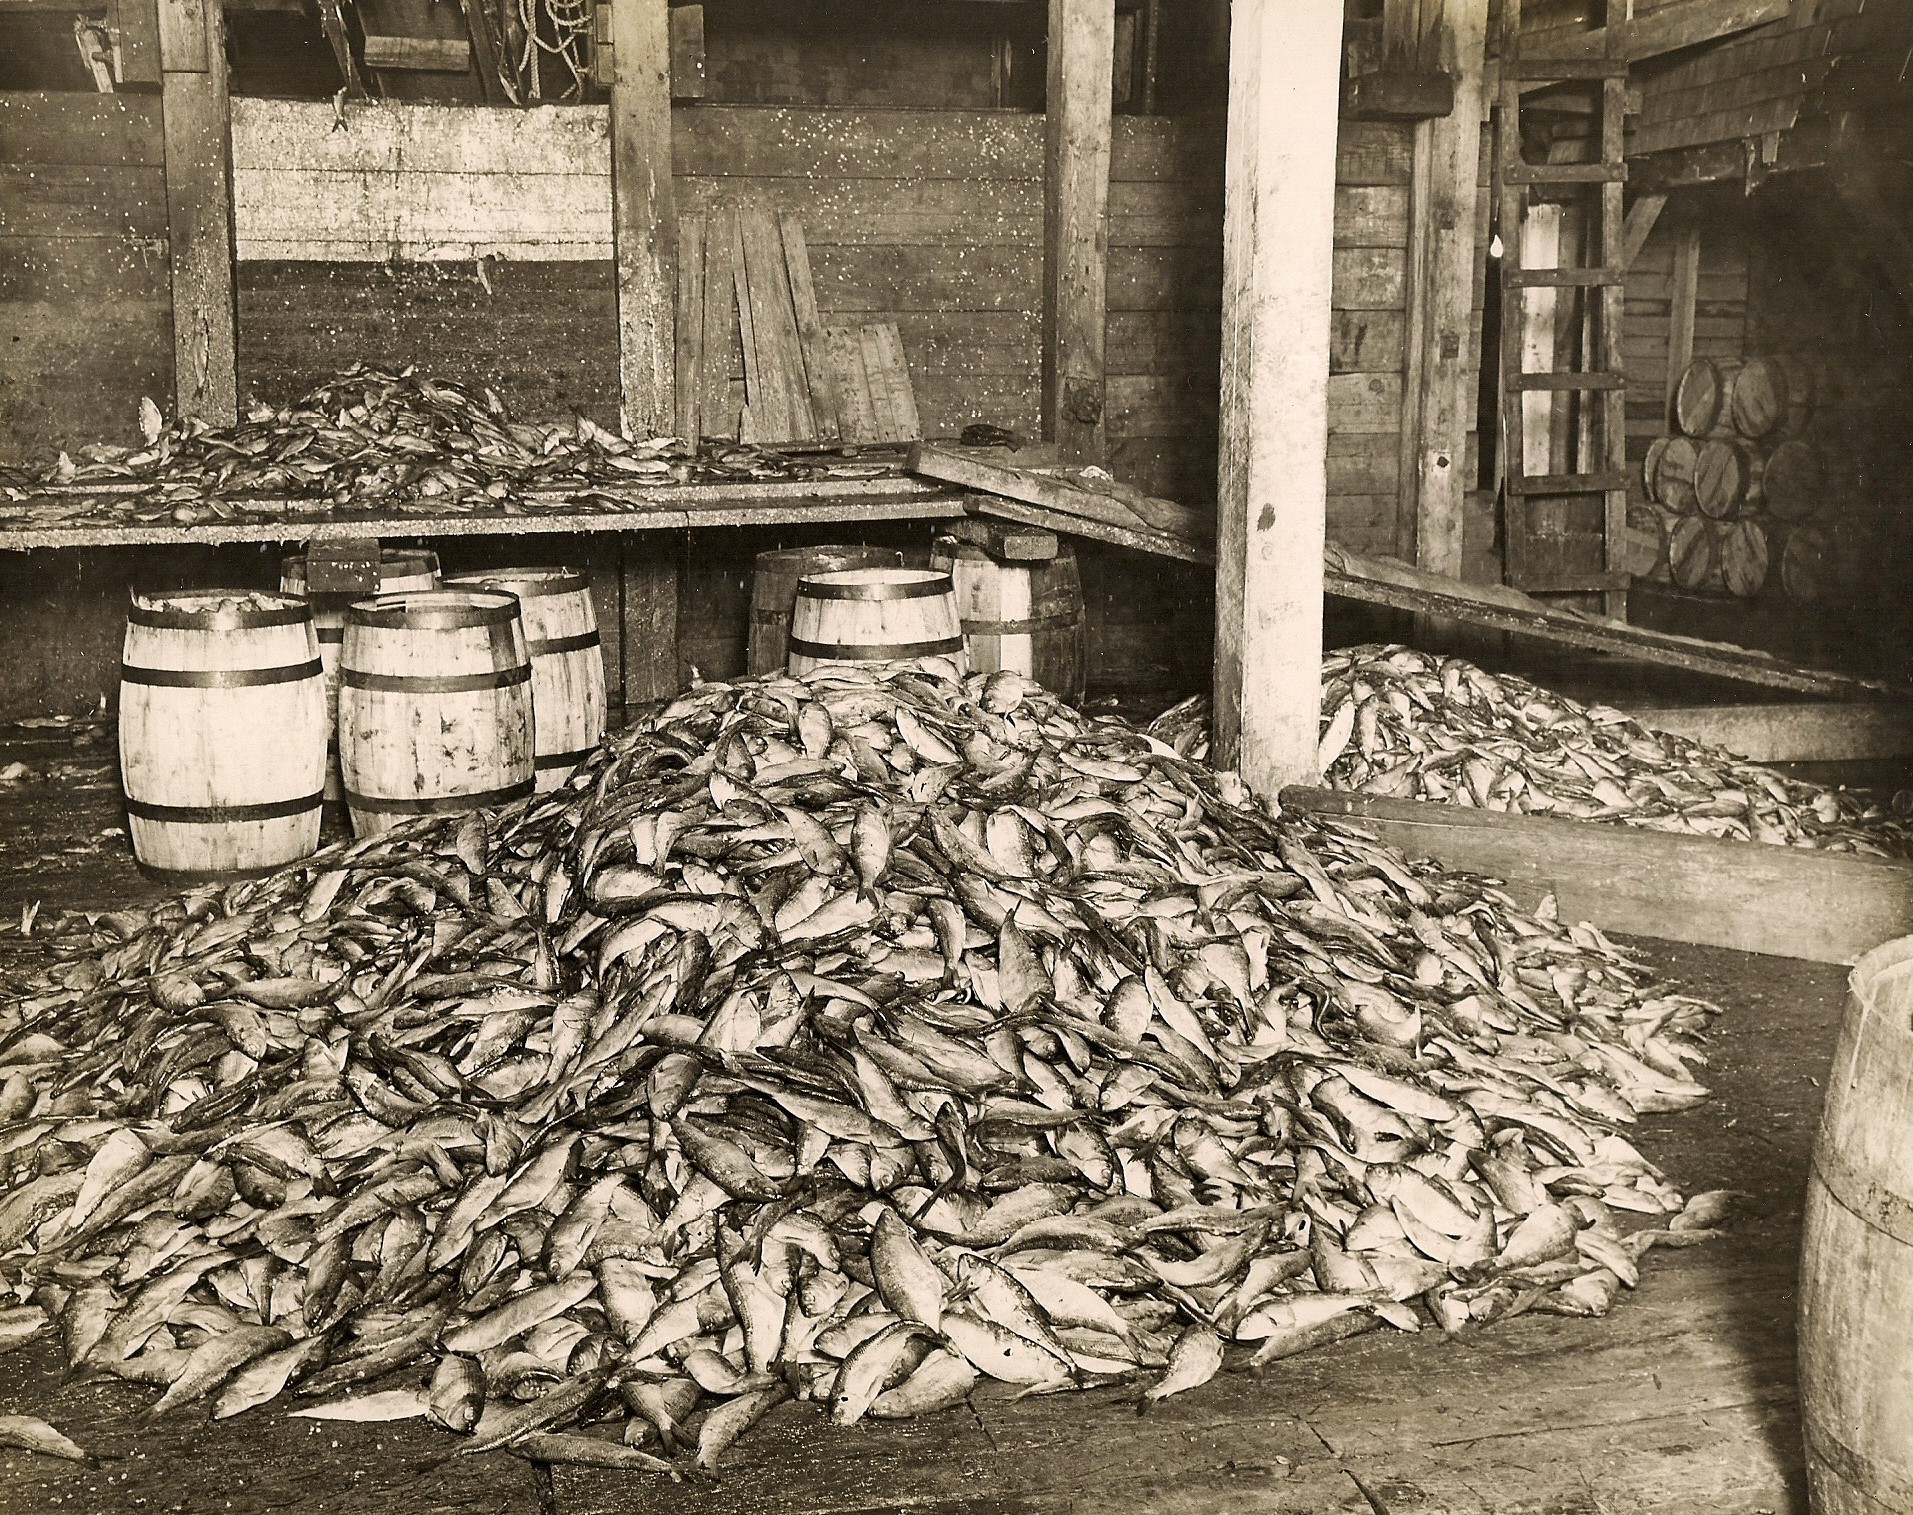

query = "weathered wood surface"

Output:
[[0, 93, 173, 458], [0, 478, 964, 551], [1408, 0, 1487, 583], [1284, 783, 1913, 965], [1042, 0, 1114, 462], [1324, 545, 1898, 700], [610, 0, 676, 438], [1629, 701, 1913, 764], [159, 0, 238, 425], [1210, 0, 1340, 792]]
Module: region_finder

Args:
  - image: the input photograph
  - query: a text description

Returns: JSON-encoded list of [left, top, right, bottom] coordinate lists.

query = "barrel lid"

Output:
[[347, 588, 521, 629], [128, 590, 312, 631], [797, 568, 954, 602], [443, 568, 587, 600]]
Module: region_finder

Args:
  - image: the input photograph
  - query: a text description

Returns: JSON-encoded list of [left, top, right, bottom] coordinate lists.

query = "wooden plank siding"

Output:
[[1620, 205, 1751, 500], [226, 102, 1421, 546], [0, 93, 174, 461]]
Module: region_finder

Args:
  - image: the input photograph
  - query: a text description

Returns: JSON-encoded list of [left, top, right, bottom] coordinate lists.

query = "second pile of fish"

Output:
[[1149, 644, 1913, 857], [0, 366, 898, 529], [0, 660, 1726, 1472]]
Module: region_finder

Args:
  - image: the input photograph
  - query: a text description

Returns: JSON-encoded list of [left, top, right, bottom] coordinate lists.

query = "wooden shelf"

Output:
[[0, 476, 966, 551]]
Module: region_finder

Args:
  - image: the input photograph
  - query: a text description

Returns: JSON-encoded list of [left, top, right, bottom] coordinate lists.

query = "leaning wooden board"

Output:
[[915, 441, 1909, 702], [1282, 785, 1913, 966]]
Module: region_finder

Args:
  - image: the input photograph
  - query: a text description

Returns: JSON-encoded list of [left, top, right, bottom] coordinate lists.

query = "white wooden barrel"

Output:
[[281, 547, 440, 801], [337, 589, 534, 838], [747, 546, 906, 674], [929, 538, 1087, 702], [445, 568, 606, 790], [119, 590, 326, 877], [1801, 936, 1913, 1515], [788, 569, 967, 676]]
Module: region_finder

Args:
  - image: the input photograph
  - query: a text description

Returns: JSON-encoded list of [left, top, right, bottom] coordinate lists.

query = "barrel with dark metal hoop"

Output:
[[337, 589, 534, 838], [444, 568, 605, 790], [118, 590, 327, 876], [281, 547, 440, 802], [787, 568, 968, 676]]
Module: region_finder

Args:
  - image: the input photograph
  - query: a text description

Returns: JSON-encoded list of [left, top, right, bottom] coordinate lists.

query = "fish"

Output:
[[0, 655, 1724, 1481]]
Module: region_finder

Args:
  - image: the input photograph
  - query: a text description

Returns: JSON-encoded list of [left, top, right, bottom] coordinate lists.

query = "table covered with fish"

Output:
[[0, 658, 1738, 1476]]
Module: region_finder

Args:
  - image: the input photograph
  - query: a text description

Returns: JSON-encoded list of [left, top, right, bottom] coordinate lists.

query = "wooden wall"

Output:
[[1622, 193, 1751, 493], [0, 93, 173, 460]]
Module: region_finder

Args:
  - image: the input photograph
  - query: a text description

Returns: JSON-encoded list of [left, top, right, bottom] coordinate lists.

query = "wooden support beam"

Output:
[[621, 539, 679, 706], [1041, 0, 1114, 464], [159, 0, 237, 426], [109, 0, 161, 85], [1620, 191, 1667, 272], [1408, 0, 1488, 585], [1212, 0, 1341, 790], [1283, 785, 1913, 966], [609, 0, 676, 439], [1665, 222, 1700, 428]]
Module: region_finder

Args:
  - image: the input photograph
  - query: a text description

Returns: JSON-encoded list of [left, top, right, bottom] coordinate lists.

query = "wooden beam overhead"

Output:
[[609, 0, 677, 439], [1517, 0, 1791, 85], [1041, 0, 1114, 464], [159, 0, 238, 426], [1212, 0, 1341, 791]]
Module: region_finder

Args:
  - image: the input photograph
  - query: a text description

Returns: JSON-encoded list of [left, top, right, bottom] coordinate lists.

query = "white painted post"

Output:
[[1212, 0, 1343, 790]]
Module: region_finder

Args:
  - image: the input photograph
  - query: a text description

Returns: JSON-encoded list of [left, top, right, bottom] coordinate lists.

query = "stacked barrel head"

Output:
[[1638, 353, 1864, 605]]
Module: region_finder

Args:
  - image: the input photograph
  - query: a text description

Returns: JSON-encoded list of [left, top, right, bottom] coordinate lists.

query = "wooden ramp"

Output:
[[909, 442, 1909, 704]]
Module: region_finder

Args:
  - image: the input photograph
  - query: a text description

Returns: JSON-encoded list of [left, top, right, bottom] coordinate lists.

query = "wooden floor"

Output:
[[0, 723, 1836, 1515]]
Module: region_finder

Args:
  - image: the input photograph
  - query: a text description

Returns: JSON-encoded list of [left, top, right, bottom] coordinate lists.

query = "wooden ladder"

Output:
[[1494, 0, 1629, 619]]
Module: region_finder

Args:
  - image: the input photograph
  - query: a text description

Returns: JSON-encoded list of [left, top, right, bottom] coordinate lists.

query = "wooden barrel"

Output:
[[1719, 517, 1770, 598], [928, 538, 1087, 702], [1693, 438, 1753, 520], [1673, 357, 1743, 437], [1653, 435, 1700, 513], [1668, 515, 1722, 591], [445, 569, 605, 790], [747, 546, 906, 674], [337, 589, 534, 838], [1730, 353, 1814, 440], [119, 590, 326, 878], [1801, 936, 1913, 1515], [1623, 503, 1670, 582], [1641, 436, 1671, 504], [787, 569, 967, 676], [1765, 439, 1826, 524], [281, 547, 440, 801]]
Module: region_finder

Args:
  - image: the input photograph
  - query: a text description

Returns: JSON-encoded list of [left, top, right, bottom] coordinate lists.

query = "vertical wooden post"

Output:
[[1212, 0, 1341, 789], [1409, 0, 1488, 584], [1042, 0, 1114, 463], [622, 540, 680, 706], [158, 0, 236, 424], [1666, 222, 1700, 429], [610, 0, 677, 439]]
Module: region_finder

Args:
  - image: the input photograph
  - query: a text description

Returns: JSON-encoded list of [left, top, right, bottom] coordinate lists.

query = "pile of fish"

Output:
[[0, 366, 900, 529], [0, 660, 1725, 1473], [1149, 644, 1913, 857]]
